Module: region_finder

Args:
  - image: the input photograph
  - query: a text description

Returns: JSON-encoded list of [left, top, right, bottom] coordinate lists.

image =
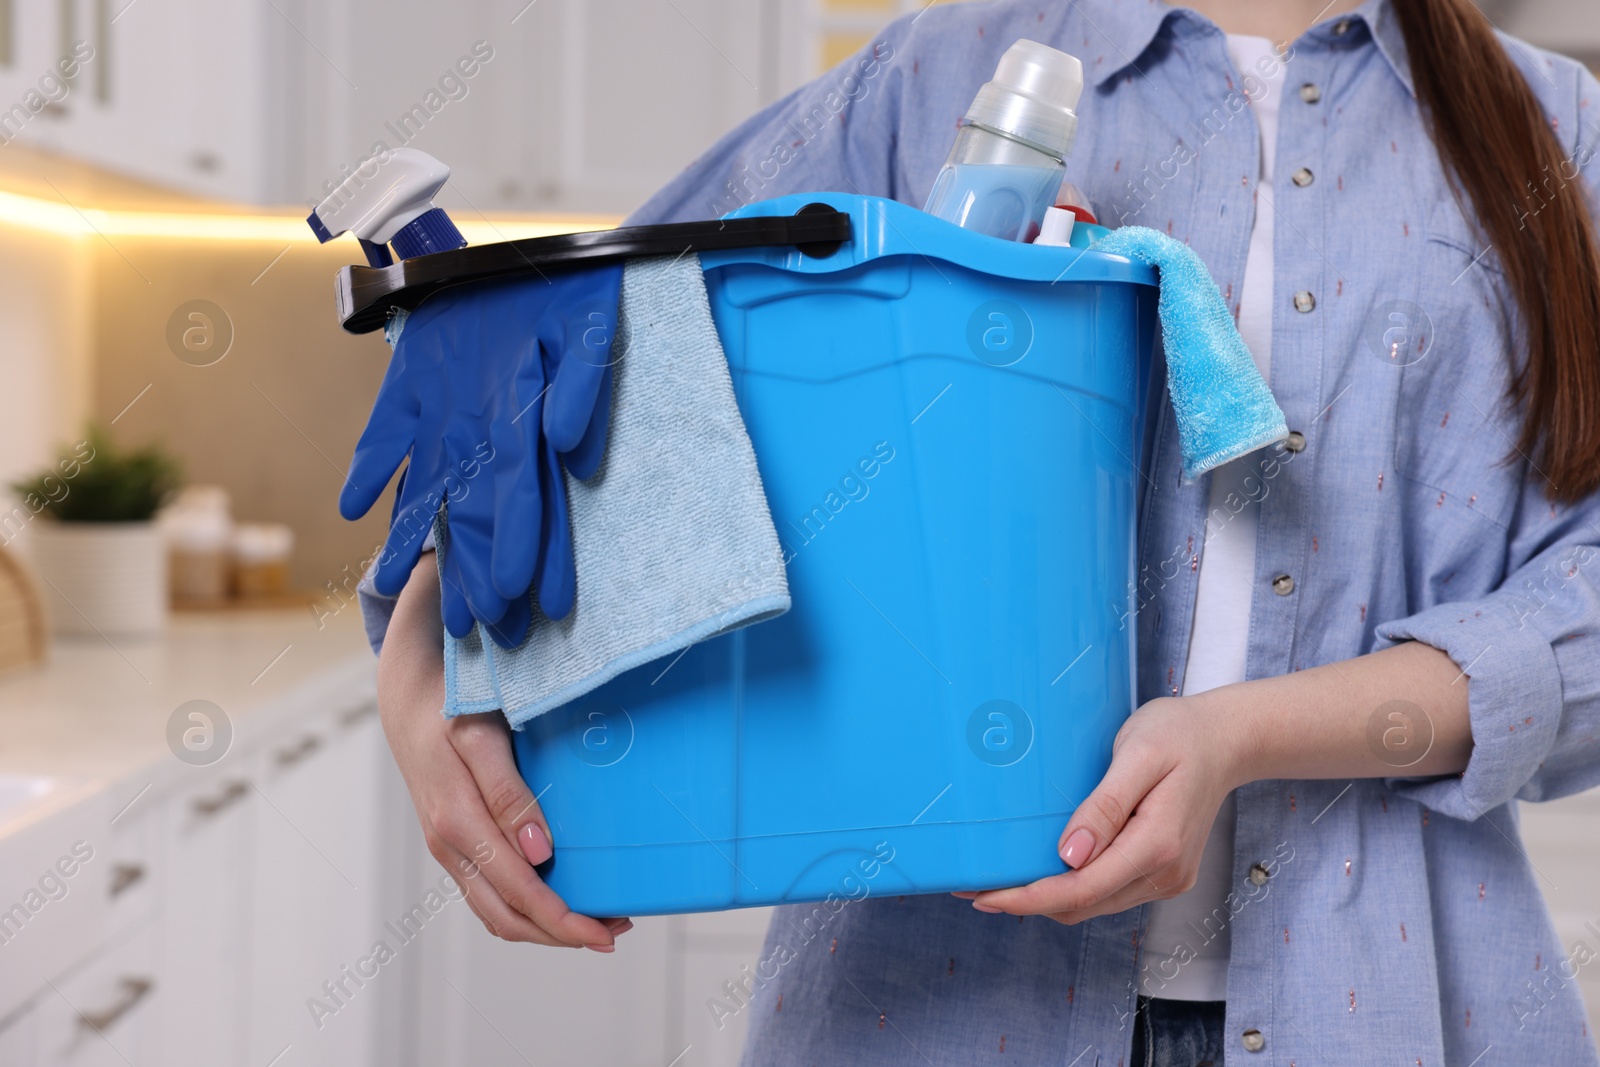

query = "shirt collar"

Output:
[[1350, 0, 1416, 97], [1077, 0, 1179, 89], [1079, 0, 1414, 98]]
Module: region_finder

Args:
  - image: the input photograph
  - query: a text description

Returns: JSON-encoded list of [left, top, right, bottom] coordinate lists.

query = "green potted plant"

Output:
[[12, 429, 182, 638]]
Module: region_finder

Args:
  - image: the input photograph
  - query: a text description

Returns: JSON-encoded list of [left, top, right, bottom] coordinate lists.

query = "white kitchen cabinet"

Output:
[[33, 923, 160, 1067], [0, 0, 277, 201], [410, 896, 774, 1067], [673, 907, 776, 1067], [0, 0, 806, 213], [0, 1000, 39, 1065], [103, 792, 158, 945], [413, 906, 678, 1067], [245, 702, 385, 1067], [0, 791, 112, 1028], [291, 0, 770, 215], [155, 769, 256, 1067]]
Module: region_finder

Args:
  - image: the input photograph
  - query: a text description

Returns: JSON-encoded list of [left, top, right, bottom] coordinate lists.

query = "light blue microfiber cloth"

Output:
[[443, 253, 791, 728], [1093, 226, 1288, 480]]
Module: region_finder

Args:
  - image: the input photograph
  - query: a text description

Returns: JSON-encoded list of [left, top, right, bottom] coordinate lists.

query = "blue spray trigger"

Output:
[[305, 209, 333, 243], [358, 239, 395, 268]]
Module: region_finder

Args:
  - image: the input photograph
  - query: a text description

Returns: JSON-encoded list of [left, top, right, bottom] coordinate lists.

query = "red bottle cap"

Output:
[[1053, 181, 1098, 225]]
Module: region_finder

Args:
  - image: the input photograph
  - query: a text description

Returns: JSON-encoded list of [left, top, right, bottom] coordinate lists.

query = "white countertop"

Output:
[[0, 606, 375, 836]]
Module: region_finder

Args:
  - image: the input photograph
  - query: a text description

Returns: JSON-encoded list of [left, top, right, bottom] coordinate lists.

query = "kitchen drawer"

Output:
[[104, 787, 161, 940], [34, 922, 159, 1067], [0, 999, 39, 1065], [0, 791, 113, 1023], [157, 769, 255, 1067]]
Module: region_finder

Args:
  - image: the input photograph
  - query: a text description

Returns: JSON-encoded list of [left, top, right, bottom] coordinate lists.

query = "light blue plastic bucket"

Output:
[[514, 193, 1157, 916]]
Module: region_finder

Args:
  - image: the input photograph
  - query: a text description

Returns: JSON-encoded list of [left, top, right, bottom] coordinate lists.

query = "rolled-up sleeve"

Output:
[[1375, 65, 1600, 819], [1377, 491, 1600, 819]]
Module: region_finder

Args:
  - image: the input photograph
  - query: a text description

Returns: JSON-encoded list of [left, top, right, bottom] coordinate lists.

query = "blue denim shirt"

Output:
[[627, 1, 1600, 1063]]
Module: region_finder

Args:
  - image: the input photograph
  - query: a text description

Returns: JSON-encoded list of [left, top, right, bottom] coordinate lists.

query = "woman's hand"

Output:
[[958, 692, 1252, 925], [377, 554, 630, 951], [960, 640, 1472, 923]]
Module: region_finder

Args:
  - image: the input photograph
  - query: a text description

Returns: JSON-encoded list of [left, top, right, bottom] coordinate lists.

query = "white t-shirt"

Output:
[[1138, 32, 1283, 1003]]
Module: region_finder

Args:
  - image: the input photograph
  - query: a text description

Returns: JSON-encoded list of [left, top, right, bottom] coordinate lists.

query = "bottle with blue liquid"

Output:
[[923, 40, 1084, 243]]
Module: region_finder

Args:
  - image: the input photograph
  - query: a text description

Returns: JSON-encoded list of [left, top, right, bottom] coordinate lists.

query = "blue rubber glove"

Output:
[[489, 266, 621, 621], [343, 279, 529, 633], [541, 284, 619, 470], [511, 266, 621, 622], [340, 265, 621, 647]]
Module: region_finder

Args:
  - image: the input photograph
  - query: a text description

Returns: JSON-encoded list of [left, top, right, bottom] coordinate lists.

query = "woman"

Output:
[[371, 0, 1600, 1062]]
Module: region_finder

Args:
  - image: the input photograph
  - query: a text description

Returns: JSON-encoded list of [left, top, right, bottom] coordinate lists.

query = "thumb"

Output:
[[1058, 746, 1168, 870]]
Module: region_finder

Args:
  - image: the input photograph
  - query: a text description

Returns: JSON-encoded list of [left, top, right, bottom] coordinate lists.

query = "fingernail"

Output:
[[1060, 828, 1095, 869], [585, 943, 616, 954], [608, 919, 635, 935], [971, 901, 1003, 914], [519, 824, 553, 865]]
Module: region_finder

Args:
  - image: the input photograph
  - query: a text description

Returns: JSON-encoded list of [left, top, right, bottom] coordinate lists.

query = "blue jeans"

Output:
[[1130, 997, 1227, 1067]]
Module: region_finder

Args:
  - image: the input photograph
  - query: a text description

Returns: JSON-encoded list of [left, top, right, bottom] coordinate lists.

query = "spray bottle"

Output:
[[306, 147, 467, 266], [923, 40, 1084, 243]]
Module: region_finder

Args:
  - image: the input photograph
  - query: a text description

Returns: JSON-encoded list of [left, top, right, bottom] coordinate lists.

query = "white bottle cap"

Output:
[[965, 40, 1084, 160], [158, 485, 234, 551], [1034, 206, 1077, 247], [233, 523, 295, 563]]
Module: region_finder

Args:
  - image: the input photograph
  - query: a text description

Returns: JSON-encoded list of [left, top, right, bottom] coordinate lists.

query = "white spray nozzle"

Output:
[[308, 148, 467, 266], [310, 148, 449, 244]]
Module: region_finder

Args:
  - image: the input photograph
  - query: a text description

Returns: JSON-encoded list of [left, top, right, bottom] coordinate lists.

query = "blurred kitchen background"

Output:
[[0, 1, 1594, 1065]]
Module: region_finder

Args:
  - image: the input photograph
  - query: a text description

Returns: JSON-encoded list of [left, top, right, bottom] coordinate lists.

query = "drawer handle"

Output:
[[274, 734, 322, 768], [109, 863, 145, 897], [191, 779, 249, 817], [78, 977, 153, 1032], [339, 702, 376, 727]]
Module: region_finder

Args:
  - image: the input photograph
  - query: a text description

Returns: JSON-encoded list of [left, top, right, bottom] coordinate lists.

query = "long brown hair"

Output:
[[1394, 0, 1600, 502]]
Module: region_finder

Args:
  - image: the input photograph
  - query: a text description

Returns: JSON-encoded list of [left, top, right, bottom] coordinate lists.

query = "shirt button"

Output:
[[1291, 167, 1314, 187], [1242, 1029, 1266, 1053], [1293, 290, 1317, 313], [1284, 430, 1306, 453], [1300, 82, 1322, 104], [1249, 862, 1271, 885], [1272, 574, 1295, 596], [1333, 18, 1352, 35]]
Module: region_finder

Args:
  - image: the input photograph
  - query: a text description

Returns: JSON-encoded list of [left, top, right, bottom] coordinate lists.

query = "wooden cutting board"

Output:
[[0, 544, 48, 676]]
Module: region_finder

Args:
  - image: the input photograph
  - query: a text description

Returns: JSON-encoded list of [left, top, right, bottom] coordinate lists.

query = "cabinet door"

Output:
[[676, 909, 776, 1067], [415, 907, 676, 1067], [0, 0, 772, 209], [157, 772, 255, 1067], [0, 792, 111, 1026], [34, 923, 160, 1067], [0, 0, 280, 200], [245, 704, 384, 1067], [545, 0, 764, 215], [300, 0, 767, 215], [0, 999, 38, 1067]]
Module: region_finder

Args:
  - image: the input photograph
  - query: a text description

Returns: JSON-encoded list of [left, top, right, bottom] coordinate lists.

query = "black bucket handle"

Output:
[[333, 204, 851, 335]]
